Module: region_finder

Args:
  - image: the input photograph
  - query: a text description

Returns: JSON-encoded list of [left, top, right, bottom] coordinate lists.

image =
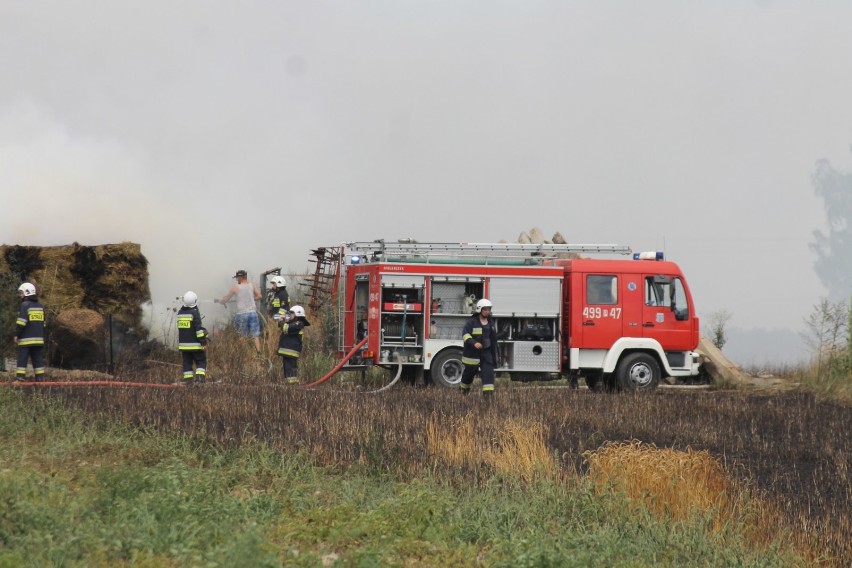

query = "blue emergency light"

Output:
[[633, 251, 665, 260]]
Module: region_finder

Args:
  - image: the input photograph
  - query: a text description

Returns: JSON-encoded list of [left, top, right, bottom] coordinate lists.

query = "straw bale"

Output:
[[49, 308, 106, 369], [697, 334, 753, 386], [1, 242, 150, 327], [1, 242, 151, 367], [55, 308, 106, 337]]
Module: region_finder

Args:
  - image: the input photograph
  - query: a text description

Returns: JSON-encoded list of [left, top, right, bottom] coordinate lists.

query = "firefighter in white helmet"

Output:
[[460, 298, 499, 396], [177, 291, 209, 384], [268, 275, 290, 321], [14, 282, 46, 381], [277, 305, 310, 384]]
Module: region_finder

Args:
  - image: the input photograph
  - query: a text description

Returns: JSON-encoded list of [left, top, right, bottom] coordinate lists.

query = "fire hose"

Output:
[[302, 337, 368, 388], [299, 336, 404, 392], [3, 337, 405, 392], [2, 380, 184, 389]]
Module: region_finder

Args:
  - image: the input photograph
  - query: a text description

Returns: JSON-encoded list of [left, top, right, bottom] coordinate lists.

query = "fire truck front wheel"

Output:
[[430, 349, 465, 388], [615, 353, 660, 392]]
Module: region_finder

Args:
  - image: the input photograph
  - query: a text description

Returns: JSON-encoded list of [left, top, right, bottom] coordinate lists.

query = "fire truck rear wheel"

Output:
[[615, 353, 660, 392], [430, 349, 464, 388]]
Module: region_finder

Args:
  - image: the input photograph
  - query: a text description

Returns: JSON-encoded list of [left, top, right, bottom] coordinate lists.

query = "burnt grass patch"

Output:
[[48, 384, 850, 563]]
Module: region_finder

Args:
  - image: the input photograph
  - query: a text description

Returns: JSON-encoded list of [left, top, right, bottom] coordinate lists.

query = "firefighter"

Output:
[[268, 275, 290, 321], [460, 298, 499, 396], [177, 291, 209, 384], [14, 282, 46, 381], [277, 305, 310, 384]]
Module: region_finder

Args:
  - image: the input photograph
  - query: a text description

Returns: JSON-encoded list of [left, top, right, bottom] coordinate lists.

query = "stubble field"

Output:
[[35, 369, 849, 565]]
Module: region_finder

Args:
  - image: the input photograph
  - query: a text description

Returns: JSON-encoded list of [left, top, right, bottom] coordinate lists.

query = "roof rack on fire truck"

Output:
[[344, 239, 632, 262]]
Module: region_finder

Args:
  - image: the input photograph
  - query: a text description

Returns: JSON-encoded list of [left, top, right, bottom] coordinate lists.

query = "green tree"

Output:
[[706, 309, 733, 350], [810, 155, 852, 301], [801, 297, 848, 377]]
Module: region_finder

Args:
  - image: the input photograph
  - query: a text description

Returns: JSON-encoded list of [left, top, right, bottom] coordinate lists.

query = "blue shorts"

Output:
[[234, 311, 261, 337]]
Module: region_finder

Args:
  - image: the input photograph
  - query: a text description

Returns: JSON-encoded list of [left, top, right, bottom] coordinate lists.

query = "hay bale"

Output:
[[1, 242, 151, 367], [697, 334, 753, 386], [49, 308, 106, 369], [1, 242, 150, 325]]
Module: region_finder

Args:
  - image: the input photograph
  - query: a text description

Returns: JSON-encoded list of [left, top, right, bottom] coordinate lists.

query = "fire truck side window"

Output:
[[587, 275, 617, 305], [672, 277, 690, 320], [645, 276, 670, 307], [645, 276, 690, 320]]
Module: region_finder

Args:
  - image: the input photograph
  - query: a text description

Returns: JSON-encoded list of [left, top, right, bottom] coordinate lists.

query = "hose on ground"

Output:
[[2, 380, 184, 389], [301, 337, 369, 389]]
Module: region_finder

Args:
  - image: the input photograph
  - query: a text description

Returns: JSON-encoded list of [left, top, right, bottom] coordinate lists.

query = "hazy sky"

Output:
[[2, 1, 851, 364]]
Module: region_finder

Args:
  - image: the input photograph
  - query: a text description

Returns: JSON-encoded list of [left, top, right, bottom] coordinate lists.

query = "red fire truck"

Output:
[[331, 240, 701, 391]]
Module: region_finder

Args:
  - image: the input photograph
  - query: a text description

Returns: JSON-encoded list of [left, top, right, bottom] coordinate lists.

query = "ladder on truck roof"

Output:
[[345, 240, 632, 259]]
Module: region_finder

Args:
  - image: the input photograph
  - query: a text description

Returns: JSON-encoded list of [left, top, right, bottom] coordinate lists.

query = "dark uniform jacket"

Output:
[[270, 288, 290, 319], [177, 306, 207, 351], [278, 317, 309, 358], [16, 298, 45, 347], [461, 314, 498, 366]]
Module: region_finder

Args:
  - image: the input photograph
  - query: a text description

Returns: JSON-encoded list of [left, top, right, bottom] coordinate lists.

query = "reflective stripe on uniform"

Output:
[[462, 357, 480, 366], [179, 342, 204, 351], [482, 384, 495, 392], [18, 338, 44, 346], [278, 348, 300, 358]]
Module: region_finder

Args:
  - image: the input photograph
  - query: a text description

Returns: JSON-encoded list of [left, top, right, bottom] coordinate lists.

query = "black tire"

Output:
[[615, 352, 660, 392], [430, 348, 465, 388]]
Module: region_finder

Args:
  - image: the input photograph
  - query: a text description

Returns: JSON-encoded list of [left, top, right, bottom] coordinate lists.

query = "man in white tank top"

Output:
[[218, 269, 263, 353]]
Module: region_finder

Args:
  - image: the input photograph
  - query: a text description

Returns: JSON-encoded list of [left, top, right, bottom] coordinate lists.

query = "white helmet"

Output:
[[475, 299, 493, 313], [290, 305, 306, 318], [271, 275, 286, 288], [18, 283, 36, 297], [182, 291, 198, 308]]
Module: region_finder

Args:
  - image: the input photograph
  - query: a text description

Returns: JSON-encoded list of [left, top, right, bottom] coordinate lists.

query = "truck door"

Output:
[[641, 274, 694, 351], [579, 273, 623, 348]]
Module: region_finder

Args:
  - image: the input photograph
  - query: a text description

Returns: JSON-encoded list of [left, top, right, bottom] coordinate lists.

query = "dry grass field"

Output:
[[30, 361, 848, 565], [4, 317, 849, 565]]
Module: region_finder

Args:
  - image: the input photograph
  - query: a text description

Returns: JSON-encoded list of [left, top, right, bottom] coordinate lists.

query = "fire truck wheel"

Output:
[[430, 349, 465, 388], [615, 353, 660, 392]]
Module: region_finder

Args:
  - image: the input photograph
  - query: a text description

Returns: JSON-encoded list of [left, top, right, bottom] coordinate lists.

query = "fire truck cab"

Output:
[[336, 240, 701, 391]]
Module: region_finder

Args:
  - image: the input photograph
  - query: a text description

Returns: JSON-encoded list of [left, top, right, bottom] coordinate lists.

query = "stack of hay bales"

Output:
[[0, 242, 151, 369]]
